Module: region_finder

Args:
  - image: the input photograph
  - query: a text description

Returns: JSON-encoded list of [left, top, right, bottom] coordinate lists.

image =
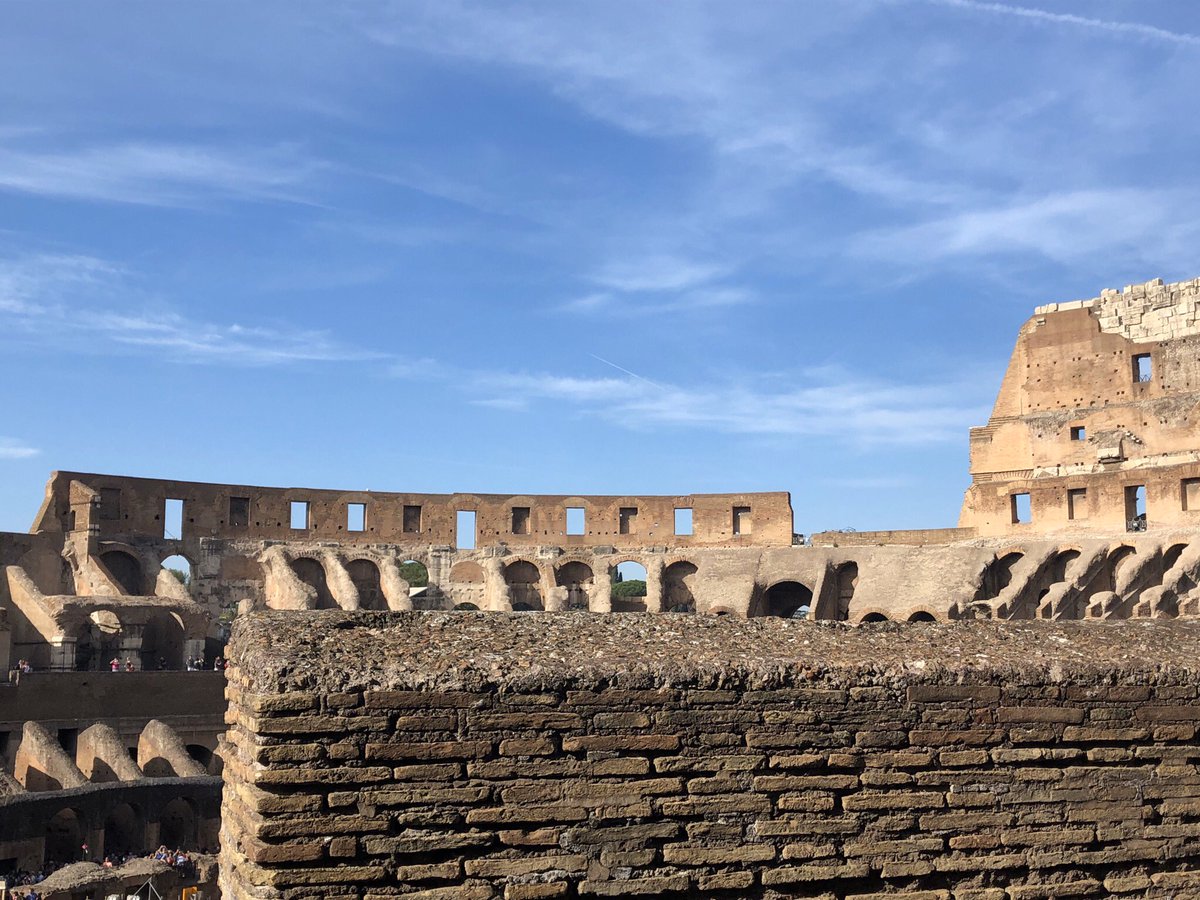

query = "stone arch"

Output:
[[159, 796, 198, 848], [976, 551, 1025, 602], [100, 550, 143, 595], [663, 560, 698, 613], [103, 802, 143, 857], [610, 558, 648, 613], [1103, 545, 1137, 592], [346, 559, 385, 610], [556, 561, 594, 611], [159, 551, 195, 592], [291, 557, 336, 609], [46, 807, 84, 864], [1164, 543, 1189, 573], [907, 610, 938, 623], [449, 561, 485, 584], [860, 611, 890, 623], [833, 562, 858, 621], [79, 610, 123, 672], [453, 602, 480, 611], [142, 611, 186, 670], [759, 580, 813, 619], [708, 606, 736, 617], [505, 559, 544, 611]]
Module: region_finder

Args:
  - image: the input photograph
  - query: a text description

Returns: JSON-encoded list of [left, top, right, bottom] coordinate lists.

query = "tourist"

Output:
[[213, 656, 223, 671], [110, 657, 120, 673], [124, 659, 135, 673]]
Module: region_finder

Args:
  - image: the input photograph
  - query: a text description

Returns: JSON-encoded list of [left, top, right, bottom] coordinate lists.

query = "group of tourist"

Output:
[[6, 844, 201, 895], [108, 658, 137, 672], [185, 655, 227, 671]]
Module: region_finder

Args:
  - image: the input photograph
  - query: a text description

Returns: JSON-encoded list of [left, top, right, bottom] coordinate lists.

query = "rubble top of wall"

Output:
[[230, 610, 1200, 694], [1035, 275, 1200, 342]]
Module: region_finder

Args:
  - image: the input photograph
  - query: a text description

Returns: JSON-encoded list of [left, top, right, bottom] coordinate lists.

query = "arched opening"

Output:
[[80, 610, 123, 672], [833, 563, 858, 621], [449, 561, 485, 584], [762, 581, 813, 619], [1049, 549, 1080, 583], [160, 554, 191, 592], [186, 744, 222, 775], [505, 561, 543, 611], [663, 561, 698, 613], [158, 797, 197, 848], [100, 550, 143, 595], [346, 559, 385, 610], [908, 611, 937, 623], [1164, 543, 1189, 573], [861, 612, 889, 623], [142, 611, 185, 670], [103, 802, 142, 858], [1103, 545, 1136, 593], [45, 808, 83, 865], [976, 552, 1024, 602], [453, 602, 480, 611], [291, 558, 336, 609], [556, 561, 594, 611], [401, 559, 436, 609], [611, 561, 647, 613]]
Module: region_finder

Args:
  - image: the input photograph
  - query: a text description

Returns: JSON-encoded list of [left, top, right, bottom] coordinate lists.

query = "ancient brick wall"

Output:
[[220, 612, 1200, 898]]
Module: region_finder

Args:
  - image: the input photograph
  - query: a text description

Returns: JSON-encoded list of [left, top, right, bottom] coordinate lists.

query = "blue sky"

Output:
[[3, 0, 1200, 535]]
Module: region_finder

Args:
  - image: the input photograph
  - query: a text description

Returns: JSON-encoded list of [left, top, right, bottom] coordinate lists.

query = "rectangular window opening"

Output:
[[403, 505, 422, 534], [456, 510, 477, 550], [511, 507, 530, 535], [347, 502, 366, 532], [229, 497, 250, 528], [1125, 485, 1147, 531], [1069, 425, 1086, 441], [1067, 488, 1087, 521], [99, 488, 121, 521], [618, 507, 638, 535], [1010, 493, 1031, 525], [290, 501, 309, 531], [674, 507, 694, 536], [732, 505, 752, 536], [1184, 478, 1200, 512], [163, 498, 184, 540], [1133, 353, 1153, 382], [566, 507, 586, 536]]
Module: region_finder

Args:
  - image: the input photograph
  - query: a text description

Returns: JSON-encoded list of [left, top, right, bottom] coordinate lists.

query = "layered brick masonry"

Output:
[[221, 612, 1200, 898]]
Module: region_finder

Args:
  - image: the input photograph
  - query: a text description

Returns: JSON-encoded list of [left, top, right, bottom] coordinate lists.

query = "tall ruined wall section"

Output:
[[222, 612, 1200, 898], [961, 277, 1200, 537]]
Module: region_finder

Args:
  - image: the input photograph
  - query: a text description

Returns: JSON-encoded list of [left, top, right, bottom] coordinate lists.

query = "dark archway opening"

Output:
[[861, 612, 889, 623], [505, 561, 543, 611], [141, 612, 185, 670], [764, 581, 813, 619], [103, 803, 143, 858], [45, 808, 83, 865], [347, 559, 385, 610], [556, 561, 594, 611], [101, 550, 143, 595], [291, 558, 336, 609], [663, 561, 698, 613], [159, 797, 197, 848], [908, 611, 937, 623]]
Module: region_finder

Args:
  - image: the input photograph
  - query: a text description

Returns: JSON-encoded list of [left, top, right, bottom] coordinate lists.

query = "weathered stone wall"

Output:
[[221, 612, 1200, 898]]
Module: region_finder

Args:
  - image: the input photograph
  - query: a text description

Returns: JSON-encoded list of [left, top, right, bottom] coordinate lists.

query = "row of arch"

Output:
[[45, 797, 200, 865]]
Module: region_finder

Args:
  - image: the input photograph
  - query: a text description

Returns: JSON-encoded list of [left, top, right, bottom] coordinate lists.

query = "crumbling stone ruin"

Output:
[[222, 611, 1200, 898]]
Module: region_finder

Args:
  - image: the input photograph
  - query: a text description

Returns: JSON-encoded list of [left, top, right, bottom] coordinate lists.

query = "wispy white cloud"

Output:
[[0, 439, 39, 460], [0, 140, 322, 207], [402, 359, 986, 446], [852, 188, 1192, 265], [917, 0, 1200, 48], [0, 252, 379, 365], [563, 254, 752, 316]]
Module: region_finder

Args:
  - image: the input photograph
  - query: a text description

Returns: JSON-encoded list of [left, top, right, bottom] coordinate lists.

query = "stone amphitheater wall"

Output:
[[220, 611, 1200, 899]]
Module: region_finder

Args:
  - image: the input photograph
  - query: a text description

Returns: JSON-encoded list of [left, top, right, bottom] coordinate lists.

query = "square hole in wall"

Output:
[[1067, 488, 1087, 521], [1133, 353, 1153, 382], [1010, 493, 1031, 525], [347, 503, 366, 532], [163, 498, 184, 540], [229, 497, 249, 528], [674, 508, 694, 536], [732, 506, 752, 536], [403, 505, 422, 533], [566, 507, 586, 535], [1184, 478, 1200, 512], [456, 510, 477, 550], [511, 507, 530, 535], [290, 501, 309, 530], [618, 507, 638, 535], [1125, 485, 1147, 531], [1069, 425, 1086, 441]]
